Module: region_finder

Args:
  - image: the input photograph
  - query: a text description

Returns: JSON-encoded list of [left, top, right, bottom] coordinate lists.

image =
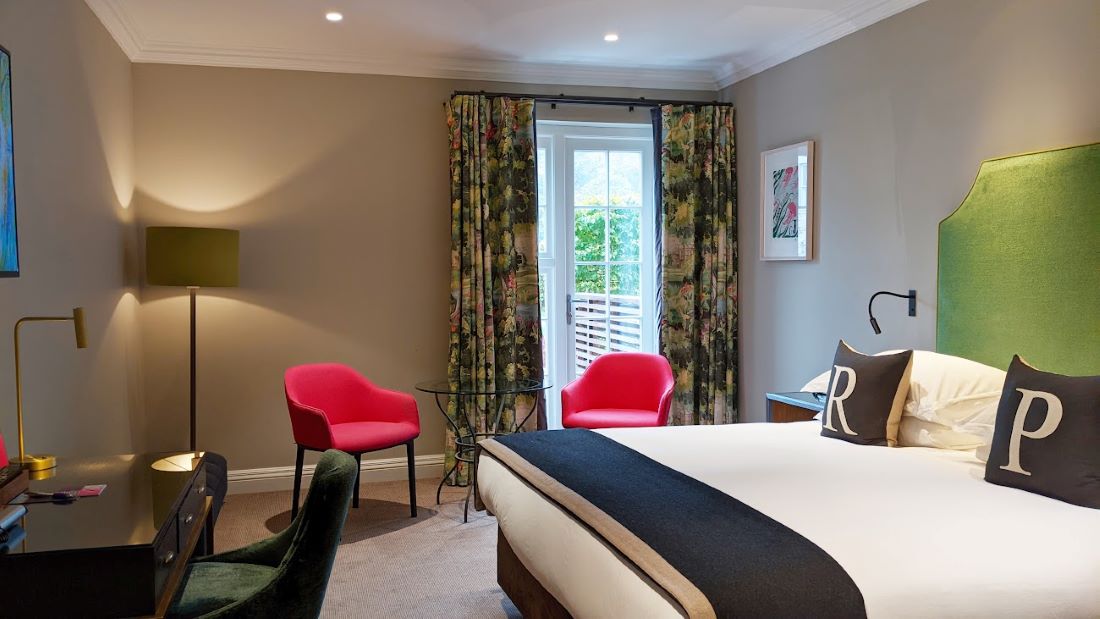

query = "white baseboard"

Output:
[[227, 453, 445, 495]]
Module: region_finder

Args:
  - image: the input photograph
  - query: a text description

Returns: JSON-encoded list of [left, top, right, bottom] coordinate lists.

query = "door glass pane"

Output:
[[573, 208, 606, 262], [574, 150, 608, 206], [537, 147, 548, 253], [610, 264, 640, 297], [574, 265, 606, 294], [539, 272, 549, 369], [609, 208, 640, 261], [609, 318, 642, 352], [574, 319, 608, 374], [537, 148, 547, 206], [609, 151, 643, 206]]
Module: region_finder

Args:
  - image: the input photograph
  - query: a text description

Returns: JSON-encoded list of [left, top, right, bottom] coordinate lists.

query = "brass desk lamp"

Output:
[[13, 307, 87, 471]]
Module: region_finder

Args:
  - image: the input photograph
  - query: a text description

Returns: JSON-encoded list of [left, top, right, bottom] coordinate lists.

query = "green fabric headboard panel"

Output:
[[938, 143, 1100, 375]]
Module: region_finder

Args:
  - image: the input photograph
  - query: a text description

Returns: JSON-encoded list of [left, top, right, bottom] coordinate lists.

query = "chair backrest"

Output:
[[276, 449, 357, 616], [580, 352, 674, 410], [285, 363, 371, 426]]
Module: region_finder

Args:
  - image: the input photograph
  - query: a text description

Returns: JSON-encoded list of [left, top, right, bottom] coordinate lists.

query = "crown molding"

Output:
[[84, 0, 144, 59], [129, 39, 723, 91], [715, 0, 926, 88], [87, 0, 924, 92]]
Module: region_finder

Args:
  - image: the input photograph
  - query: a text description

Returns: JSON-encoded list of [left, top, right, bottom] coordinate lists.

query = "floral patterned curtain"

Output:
[[444, 95, 542, 484], [659, 105, 738, 425]]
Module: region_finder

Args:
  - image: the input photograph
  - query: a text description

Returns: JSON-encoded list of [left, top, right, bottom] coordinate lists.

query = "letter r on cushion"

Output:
[[824, 366, 859, 436]]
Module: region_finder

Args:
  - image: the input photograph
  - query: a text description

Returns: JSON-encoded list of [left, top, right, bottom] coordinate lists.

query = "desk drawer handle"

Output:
[[183, 513, 194, 525], [162, 551, 176, 566]]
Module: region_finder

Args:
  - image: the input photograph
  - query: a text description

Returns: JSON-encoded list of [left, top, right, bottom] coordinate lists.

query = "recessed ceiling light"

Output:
[[603, 33, 619, 42], [325, 11, 344, 22]]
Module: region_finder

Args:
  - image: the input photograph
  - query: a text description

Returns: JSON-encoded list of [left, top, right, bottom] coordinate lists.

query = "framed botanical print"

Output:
[[1, 44, 18, 277], [760, 141, 813, 261]]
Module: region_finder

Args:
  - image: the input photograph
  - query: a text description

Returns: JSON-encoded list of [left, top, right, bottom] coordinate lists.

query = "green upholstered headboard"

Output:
[[937, 143, 1100, 375]]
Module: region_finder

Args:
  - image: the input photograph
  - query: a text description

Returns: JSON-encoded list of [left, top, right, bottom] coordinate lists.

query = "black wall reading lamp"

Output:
[[868, 289, 917, 334]]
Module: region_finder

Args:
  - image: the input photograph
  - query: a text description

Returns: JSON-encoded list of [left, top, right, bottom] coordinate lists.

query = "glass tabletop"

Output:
[[415, 377, 552, 396]]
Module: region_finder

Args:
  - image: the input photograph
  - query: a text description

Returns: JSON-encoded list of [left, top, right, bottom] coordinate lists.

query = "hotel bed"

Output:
[[480, 421, 1100, 618], [479, 143, 1100, 618]]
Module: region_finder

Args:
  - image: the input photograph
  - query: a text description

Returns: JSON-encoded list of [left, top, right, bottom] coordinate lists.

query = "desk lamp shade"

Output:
[[146, 227, 239, 287]]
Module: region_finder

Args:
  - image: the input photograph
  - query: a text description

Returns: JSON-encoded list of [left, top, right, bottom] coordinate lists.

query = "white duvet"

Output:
[[479, 421, 1100, 618]]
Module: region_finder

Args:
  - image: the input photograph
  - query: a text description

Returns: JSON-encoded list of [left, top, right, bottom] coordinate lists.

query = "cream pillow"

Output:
[[801, 350, 1005, 450]]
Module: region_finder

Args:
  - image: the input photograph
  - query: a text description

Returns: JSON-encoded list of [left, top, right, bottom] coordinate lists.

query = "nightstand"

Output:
[[765, 392, 825, 423]]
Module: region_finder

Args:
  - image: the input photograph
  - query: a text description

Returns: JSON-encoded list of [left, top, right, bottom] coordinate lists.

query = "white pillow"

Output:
[[801, 350, 1005, 450]]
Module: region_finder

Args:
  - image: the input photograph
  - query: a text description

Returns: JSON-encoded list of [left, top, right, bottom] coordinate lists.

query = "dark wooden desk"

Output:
[[0, 452, 214, 618], [765, 391, 825, 423]]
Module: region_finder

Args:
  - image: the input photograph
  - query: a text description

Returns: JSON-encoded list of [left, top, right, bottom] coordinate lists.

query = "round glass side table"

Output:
[[415, 378, 551, 522]]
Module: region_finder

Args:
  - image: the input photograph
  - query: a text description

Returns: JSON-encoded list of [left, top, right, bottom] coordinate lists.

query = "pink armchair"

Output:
[[561, 352, 675, 429], [284, 363, 420, 519]]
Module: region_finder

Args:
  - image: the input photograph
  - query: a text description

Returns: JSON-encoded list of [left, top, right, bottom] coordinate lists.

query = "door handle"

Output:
[[566, 293, 573, 325]]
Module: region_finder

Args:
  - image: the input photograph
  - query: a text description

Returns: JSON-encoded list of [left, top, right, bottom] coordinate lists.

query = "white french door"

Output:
[[536, 121, 657, 428]]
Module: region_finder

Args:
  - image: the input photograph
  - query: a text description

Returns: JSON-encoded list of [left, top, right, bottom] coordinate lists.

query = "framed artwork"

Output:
[[760, 141, 813, 261], [1, 44, 18, 277]]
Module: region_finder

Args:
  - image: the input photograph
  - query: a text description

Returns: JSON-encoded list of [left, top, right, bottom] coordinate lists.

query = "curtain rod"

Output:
[[451, 90, 731, 108]]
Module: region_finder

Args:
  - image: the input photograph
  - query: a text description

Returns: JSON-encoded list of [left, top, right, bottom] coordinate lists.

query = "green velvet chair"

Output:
[[168, 449, 357, 618]]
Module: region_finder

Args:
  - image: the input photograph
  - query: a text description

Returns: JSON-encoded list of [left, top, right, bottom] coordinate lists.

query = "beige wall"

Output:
[[0, 1, 143, 457], [724, 0, 1100, 421], [131, 64, 711, 470]]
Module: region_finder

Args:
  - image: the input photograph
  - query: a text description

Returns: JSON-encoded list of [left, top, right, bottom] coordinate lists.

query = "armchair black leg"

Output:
[[406, 440, 417, 518], [353, 453, 362, 509], [292, 445, 305, 521]]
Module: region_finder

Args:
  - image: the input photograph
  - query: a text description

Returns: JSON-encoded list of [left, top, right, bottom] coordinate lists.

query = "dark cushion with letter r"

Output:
[[820, 341, 913, 446], [984, 355, 1100, 509]]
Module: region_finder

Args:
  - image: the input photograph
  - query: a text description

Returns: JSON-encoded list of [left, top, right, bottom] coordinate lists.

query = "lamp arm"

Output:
[[12, 315, 83, 462], [866, 291, 912, 321]]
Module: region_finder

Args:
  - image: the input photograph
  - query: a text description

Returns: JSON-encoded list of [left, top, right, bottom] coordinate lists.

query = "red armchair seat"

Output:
[[284, 363, 421, 519], [561, 408, 665, 429], [561, 353, 675, 430], [328, 421, 421, 453]]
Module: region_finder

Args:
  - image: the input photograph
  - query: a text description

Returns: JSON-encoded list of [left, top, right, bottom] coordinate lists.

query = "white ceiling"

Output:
[[86, 0, 924, 90]]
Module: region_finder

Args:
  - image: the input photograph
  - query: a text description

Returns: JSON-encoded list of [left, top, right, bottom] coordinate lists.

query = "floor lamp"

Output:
[[145, 227, 239, 451]]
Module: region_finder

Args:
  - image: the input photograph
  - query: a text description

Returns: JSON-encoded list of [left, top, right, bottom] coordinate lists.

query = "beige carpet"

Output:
[[214, 477, 521, 618]]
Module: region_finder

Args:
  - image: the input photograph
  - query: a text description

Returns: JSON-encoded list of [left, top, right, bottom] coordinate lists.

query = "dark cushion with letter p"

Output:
[[984, 356, 1100, 509], [820, 341, 913, 446]]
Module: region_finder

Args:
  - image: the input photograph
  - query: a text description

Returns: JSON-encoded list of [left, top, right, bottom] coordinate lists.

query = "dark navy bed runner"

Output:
[[488, 428, 866, 618]]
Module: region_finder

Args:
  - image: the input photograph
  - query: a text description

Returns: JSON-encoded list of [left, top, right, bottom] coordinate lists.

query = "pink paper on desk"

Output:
[[78, 484, 107, 497]]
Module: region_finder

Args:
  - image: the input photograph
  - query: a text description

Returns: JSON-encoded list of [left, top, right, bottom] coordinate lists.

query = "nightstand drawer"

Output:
[[765, 392, 825, 423]]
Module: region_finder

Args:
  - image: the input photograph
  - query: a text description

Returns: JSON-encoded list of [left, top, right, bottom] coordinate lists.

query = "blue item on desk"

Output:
[[0, 525, 26, 553], [0, 505, 26, 531]]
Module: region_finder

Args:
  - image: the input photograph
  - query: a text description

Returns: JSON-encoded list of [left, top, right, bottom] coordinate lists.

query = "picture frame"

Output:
[[760, 141, 813, 261], [1, 44, 18, 277]]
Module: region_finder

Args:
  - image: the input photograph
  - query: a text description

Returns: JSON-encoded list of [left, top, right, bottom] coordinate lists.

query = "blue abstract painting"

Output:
[[1, 46, 18, 276]]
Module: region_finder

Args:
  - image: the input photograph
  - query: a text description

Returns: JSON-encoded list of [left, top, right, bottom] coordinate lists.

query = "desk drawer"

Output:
[[178, 468, 207, 550], [154, 514, 180, 597]]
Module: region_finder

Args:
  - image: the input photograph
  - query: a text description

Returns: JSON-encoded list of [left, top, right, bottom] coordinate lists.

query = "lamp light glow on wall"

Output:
[[867, 289, 917, 334], [145, 226, 239, 451], [12, 307, 88, 471]]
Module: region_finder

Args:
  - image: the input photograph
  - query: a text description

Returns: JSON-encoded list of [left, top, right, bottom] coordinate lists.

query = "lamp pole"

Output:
[[189, 286, 198, 452]]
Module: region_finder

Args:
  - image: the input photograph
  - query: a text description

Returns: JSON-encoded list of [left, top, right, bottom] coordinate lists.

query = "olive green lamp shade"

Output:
[[146, 227, 239, 287]]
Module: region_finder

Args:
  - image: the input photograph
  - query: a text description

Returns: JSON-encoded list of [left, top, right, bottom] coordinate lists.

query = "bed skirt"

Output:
[[498, 527, 572, 619]]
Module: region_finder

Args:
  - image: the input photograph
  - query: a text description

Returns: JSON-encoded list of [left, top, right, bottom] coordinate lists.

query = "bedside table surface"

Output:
[[765, 391, 826, 412]]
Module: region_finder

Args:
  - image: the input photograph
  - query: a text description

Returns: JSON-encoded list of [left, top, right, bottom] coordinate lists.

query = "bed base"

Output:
[[498, 527, 572, 619]]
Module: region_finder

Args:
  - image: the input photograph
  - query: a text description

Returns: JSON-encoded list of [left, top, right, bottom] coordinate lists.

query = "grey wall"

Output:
[[0, 1, 143, 457], [724, 0, 1100, 421], [131, 63, 711, 470]]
